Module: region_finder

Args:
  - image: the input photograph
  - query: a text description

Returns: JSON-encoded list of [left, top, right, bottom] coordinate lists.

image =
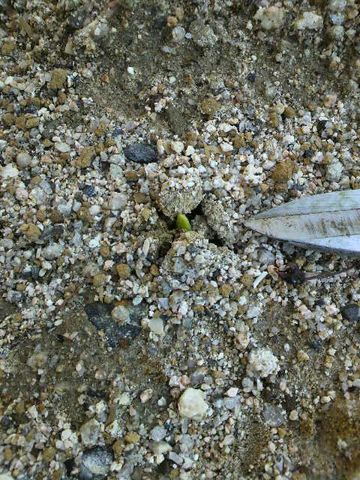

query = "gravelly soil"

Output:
[[0, 1, 359, 479]]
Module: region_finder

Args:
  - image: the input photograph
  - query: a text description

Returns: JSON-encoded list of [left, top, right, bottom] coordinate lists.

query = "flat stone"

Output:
[[341, 303, 360, 322], [190, 20, 217, 47], [254, 6, 285, 30], [75, 146, 96, 168], [20, 223, 41, 242], [55, 142, 71, 153], [109, 192, 128, 211], [295, 11, 323, 30], [124, 143, 157, 164], [148, 317, 164, 336], [111, 305, 130, 323]]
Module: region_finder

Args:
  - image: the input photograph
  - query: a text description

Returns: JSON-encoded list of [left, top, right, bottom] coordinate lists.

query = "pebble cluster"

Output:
[[0, 0, 359, 479]]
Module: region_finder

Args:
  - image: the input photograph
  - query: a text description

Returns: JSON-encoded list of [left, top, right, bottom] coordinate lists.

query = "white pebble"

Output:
[[326, 160, 343, 182], [109, 192, 128, 210], [111, 305, 130, 323], [178, 388, 208, 421], [140, 388, 153, 403], [55, 142, 71, 153], [150, 426, 167, 442], [247, 348, 279, 378], [148, 317, 165, 336], [16, 152, 32, 168], [226, 387, 239, 398], [43, 243, 64, 260], [254, 6, 285, 30], [171, 141, 184, 154], [289, 410, 299, 421], [220, 142, 234, 153], [295, 11, 323, 30], [80, 418, 101, 446], [0, 164, 19, 179], [172, 26, 186, 42]]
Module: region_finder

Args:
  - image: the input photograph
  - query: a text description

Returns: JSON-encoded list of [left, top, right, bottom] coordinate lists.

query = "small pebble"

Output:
[[150, 426, 167, 442], [55, 142, 71, 153], [16, 151, 32, 168], [124, 143, 157, 163], [43, 243, 64, 260], [148, 317, 165, 335], [178, 388, 208, 421], [247, 348, 279, 378], [341, 304, 360, 322]]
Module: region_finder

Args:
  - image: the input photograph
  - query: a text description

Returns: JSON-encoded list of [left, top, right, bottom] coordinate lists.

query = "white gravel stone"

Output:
[[109, 192, 128, 210], [43, 243, 64, 260], [111, 305, 130, 323], [169, 451, 183, 465], [55, 142, 71, 153], [0, 164, 19, 179], [247, 348, 279, 378], [140, 388, 153, 403], [151, 440, 172, 456], [254, 6, 285, 30], [80, 447, 112, 478], [295, 11, 323, 30], [289, 409, 299, 421], [172, 26, 186, 42], [118, 392, 131, 405], [220, 142, 234, 153], [80, 418, 101, 446], [178, 388, 208, 421], [16, 151, 32, 168], [326, 160, 343, 181], [171, 140, 184, 154], [150, 426, 167, 442], [148, 317, 165, 335], [226, 387, 239, 398], [30, 187, 48, 205]]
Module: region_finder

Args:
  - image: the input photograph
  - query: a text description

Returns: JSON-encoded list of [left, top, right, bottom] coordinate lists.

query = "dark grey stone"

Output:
[[84, 302, 141, 347], [341, 303, 360, 323], [124, 143, 157, 163], [39, 225, 64, 243]]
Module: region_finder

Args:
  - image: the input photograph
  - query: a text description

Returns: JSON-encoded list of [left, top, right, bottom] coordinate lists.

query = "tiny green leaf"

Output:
[[176, 213, 191, 232]]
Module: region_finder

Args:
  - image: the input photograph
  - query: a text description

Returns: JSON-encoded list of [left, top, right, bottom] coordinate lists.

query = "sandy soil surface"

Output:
[[0, 1, 359, 479]]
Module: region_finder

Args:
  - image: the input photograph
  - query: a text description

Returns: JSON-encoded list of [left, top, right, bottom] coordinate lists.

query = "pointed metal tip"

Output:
[[244, 218, 265, 235], [244, 190, 360, 254]]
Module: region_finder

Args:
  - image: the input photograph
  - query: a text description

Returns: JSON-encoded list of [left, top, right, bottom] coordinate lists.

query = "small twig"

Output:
[[277, 263, 358, 286]]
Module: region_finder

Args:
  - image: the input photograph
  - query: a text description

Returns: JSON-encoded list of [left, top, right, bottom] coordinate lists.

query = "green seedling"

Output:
[[176, 213, 191, 232]]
